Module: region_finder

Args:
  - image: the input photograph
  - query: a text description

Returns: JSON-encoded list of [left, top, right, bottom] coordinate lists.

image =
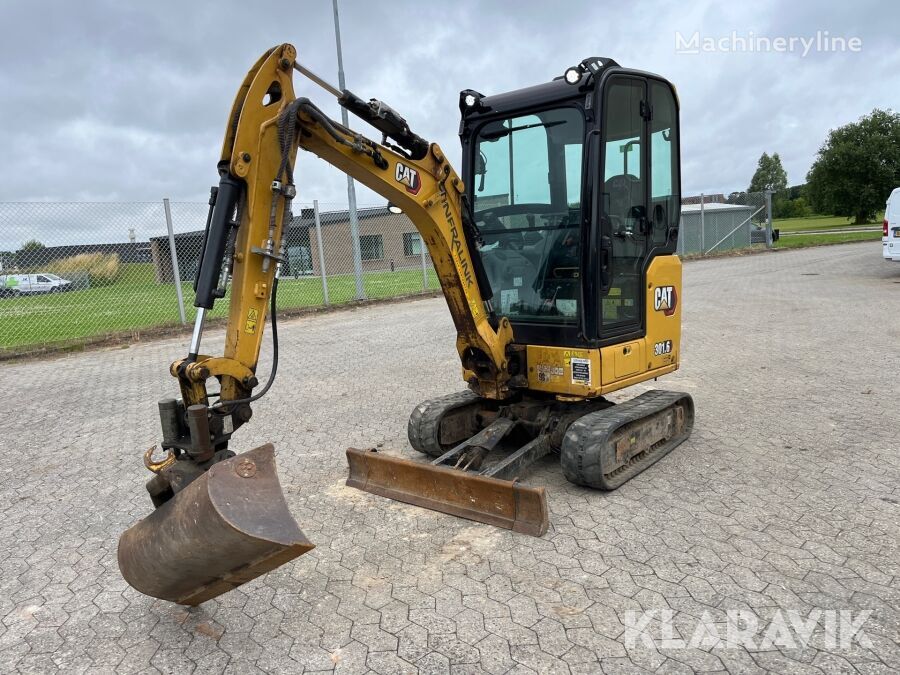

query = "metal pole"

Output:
[[420, 235, 428, 290], [765, 190, 774, 248], [313, 200, 329, 306], [163, 198, 186, 325], [333, 0, 365, 300], [699, 193, 705, 255]]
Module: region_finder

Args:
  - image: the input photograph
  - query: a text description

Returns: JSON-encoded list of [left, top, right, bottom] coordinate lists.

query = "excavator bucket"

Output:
[[118, 444, 314, 606], [346, 448, 549, 536]]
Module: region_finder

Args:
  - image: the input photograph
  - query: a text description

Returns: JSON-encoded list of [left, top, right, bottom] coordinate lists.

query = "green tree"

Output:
[[773, 196, 812, 219], [787, 184, 808, 201], [21, 239, 45, 251], [748, 152, 788, 194], [807, 109, 900, 224]]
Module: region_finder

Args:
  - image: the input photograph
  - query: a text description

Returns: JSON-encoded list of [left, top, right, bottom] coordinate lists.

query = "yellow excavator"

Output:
[[118, 44, 693, 605]]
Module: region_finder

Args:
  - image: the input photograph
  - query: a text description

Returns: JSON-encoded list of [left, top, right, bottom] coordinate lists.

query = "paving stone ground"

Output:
[[1, 241, 899, 674]]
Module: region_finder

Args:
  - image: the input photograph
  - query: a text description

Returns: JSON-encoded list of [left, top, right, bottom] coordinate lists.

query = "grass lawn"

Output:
[[0, 263, 439, 352], [774, 230, 883, 250], [773, 213, 883, 233], [3, 219, 885, 353]]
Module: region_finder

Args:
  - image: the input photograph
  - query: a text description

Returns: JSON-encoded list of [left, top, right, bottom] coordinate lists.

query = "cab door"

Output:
[[598, 76, 649, 339]]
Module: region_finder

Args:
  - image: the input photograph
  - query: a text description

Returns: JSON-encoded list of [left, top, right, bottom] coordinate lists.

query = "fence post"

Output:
[[699, 193, 705, 255], [164, 198, 187, 325], [420, 235, 429, 290], [313, 200, 329, 306], [764, 190, 774, 248]]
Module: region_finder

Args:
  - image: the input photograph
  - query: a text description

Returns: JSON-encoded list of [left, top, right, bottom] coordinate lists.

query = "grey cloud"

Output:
[[0, 0, 897, 247]]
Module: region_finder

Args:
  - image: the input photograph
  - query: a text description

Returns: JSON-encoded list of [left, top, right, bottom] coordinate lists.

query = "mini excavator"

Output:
[[118, 44, 693, 605]]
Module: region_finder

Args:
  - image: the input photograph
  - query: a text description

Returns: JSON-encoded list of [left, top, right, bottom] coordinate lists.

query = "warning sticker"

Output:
[[244, 308, 260, 334], [536, 364, 564, 383], [500, 288, 519, 314], [571, 357, 591, 385]]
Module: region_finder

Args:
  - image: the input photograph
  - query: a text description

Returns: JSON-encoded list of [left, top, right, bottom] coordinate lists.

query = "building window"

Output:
[[359, 234, 383, 261], [403, 232, 422, 256]]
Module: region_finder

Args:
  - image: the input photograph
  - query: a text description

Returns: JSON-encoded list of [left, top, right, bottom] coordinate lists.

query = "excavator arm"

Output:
[[118, 44, 517, 605]]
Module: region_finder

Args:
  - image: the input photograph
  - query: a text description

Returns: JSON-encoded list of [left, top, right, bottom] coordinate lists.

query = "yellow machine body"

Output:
[[521, 255, 682, 398]]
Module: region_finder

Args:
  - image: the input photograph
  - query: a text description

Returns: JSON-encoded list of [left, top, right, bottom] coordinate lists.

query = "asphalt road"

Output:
[[1, 241, 898, 674]]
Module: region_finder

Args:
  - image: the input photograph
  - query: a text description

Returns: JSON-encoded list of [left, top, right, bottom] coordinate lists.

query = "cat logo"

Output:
[[394, 162, 421, 195], [654, 285, 677, 316]]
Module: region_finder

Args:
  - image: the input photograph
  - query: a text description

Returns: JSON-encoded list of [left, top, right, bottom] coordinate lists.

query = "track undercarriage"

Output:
[[347, 389, 694, 535]]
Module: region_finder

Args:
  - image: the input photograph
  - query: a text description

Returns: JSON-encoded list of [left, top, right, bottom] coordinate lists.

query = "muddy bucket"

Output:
[[118, 444, 314, 606]]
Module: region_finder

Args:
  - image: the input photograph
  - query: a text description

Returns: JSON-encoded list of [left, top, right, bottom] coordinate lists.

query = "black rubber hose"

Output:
[[211, 276, 279, 413]]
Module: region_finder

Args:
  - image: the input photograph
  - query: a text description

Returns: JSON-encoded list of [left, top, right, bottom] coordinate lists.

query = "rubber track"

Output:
[[560, 390, 694, 490], [407, 390, 481, 458]]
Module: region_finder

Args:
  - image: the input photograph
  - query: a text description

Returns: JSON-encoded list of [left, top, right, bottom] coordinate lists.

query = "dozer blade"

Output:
[[118, 444, 314, 606], [346, 448, 549, 536]]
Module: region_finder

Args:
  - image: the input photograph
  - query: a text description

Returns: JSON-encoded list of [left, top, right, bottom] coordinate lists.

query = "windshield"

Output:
[[473, 107, 584, 324]]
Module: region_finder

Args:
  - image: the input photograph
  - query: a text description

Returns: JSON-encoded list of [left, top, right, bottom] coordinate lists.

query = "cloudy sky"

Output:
[[0, 0, 897, 246]]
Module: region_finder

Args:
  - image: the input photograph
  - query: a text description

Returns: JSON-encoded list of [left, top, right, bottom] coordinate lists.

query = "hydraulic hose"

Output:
[[211, 276, 279, 413]]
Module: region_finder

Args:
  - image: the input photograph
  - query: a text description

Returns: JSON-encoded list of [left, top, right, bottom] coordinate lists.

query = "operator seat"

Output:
[[605, 174, 641, 230]]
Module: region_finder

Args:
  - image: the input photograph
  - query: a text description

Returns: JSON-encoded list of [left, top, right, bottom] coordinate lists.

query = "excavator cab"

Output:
[[459, 60, 682, 346]]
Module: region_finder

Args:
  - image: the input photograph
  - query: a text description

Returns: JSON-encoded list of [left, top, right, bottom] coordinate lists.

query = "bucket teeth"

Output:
[[346, 448, 549, 536], [118, 444, 314, 606]]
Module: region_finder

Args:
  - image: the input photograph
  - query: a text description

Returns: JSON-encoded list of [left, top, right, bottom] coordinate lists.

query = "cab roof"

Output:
[[459, 58, 673, 125]]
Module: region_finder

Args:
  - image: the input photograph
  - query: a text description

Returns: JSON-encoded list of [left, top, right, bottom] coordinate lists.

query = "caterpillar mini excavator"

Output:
[[118, 44, 693, 605]]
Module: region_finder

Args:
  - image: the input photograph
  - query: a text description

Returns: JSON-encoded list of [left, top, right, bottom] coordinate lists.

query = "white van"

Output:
[[884, 187, 900, 262], [0, 273, 72, 296]]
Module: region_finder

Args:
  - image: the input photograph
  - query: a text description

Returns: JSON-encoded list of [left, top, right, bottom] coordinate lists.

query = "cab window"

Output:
[[473, 107, 584, 324], [600, 78, 646, 330], [649, 81, 679, 246]]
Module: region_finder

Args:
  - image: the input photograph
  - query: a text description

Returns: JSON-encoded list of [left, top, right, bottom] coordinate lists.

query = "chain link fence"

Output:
[[677, 191, 772, 255], [0, 201, 438, 357], [1, 193, 774, 357]]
